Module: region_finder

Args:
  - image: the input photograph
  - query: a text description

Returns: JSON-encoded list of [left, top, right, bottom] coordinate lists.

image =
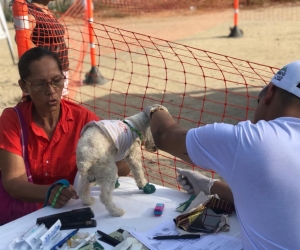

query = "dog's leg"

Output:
[[126, 142, 148, 188], [78, 175, 95, 205], [126, 141, 156, 194], [96, 160, 125, 217]]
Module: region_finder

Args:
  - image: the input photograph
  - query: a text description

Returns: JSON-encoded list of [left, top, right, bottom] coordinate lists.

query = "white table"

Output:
[[0, 177, 241, 249]]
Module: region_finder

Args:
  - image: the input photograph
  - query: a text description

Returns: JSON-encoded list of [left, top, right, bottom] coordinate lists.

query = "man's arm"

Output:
[[27, 14, 37, 48], [150, 107, 234, 205], [211, 181, 234, 204], [150, 110, 193, 164]]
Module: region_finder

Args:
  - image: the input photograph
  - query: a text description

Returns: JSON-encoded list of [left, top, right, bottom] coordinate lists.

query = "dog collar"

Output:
[[122, 120, 143, 141]]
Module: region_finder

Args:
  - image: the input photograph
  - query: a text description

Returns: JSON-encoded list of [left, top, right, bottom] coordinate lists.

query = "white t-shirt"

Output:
[[186, 117, 300, 250]]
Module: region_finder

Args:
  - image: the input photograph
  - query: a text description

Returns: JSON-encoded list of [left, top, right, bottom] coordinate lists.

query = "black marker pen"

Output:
[[153, 234, 201, 240]]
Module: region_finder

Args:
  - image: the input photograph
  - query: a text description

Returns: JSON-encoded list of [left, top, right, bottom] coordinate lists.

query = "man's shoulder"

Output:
[[236, 118, 300, 139], [242, 117, 300, 128], [274, 116, 300, 123]]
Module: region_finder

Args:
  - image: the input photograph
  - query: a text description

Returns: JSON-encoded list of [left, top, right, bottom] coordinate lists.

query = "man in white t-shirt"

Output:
[[146, 60, 300, 249]]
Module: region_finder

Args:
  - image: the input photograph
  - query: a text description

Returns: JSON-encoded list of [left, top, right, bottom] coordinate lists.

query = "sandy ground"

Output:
[[1, 6, 300, 114], [0, 5, 299, 187]]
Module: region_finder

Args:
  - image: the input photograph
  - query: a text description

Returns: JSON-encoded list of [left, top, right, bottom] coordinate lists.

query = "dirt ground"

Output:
[[0, 4, 299, 187], [2, 5, 299, 113]]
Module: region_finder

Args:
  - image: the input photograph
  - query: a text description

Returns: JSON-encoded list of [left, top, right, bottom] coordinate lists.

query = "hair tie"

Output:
[[43, 179, 70, 207], [51, 185, 67, 208]]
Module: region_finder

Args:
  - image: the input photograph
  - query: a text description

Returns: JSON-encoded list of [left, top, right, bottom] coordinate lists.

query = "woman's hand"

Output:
[[48, 184, 78, 208]]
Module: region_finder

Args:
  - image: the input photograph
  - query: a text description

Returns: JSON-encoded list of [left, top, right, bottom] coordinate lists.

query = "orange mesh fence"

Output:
[[91, 0, 232, 17], [54, 0, 300, 20], [51, 0, 231, 20], [12, 1, 281, 189], [63, 21, 279, 188], [240, 0, 300, 21]]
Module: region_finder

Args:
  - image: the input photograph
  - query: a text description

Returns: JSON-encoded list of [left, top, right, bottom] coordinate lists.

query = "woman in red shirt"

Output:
[[0, 47, 129, 224]]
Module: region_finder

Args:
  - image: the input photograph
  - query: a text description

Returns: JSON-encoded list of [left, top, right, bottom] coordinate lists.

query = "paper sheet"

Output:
[[129, 221, 242, 250]]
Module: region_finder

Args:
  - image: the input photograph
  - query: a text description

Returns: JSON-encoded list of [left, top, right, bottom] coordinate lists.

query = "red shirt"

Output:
[[0, 100, 98, 185]]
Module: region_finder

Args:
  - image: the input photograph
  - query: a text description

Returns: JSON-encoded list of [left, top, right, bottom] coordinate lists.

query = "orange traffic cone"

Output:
[[12, 0, 31, 58]]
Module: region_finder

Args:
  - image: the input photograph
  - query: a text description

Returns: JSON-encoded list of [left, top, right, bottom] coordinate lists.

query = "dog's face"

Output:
[[143, 127, 157, 152]]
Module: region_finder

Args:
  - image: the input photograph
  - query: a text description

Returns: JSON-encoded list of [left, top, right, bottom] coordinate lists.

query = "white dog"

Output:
[[76, 106, 168, 216]]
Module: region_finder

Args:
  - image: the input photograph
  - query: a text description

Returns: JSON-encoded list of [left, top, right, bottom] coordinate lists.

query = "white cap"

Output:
[[270, 61, 300, 98]]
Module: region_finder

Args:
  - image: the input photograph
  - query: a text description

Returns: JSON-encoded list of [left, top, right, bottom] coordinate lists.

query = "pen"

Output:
[[97, 230, 121, 247], [50, 228, 79, 250], [152, 234, 201, 240]]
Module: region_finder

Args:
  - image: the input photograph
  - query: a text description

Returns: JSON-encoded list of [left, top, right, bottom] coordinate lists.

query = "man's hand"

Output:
[[176, 168, 219, 195], [49, 184, 79, 208]]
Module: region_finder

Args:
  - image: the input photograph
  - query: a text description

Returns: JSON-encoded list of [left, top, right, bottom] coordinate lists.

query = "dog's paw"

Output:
[[81, 196, 95, 206], [109, 208, 125, 217], [114, 178, 120, 189], [140, 183, 156, 194]]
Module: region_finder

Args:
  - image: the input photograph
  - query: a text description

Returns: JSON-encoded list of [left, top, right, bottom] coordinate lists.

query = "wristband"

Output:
[[43, 179, 70, 207], [149, 105, 170, 119], [51, 184, 67, 208]]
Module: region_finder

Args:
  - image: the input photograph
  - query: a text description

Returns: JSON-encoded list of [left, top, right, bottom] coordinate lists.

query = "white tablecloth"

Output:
[[0, 177, 241, 249]]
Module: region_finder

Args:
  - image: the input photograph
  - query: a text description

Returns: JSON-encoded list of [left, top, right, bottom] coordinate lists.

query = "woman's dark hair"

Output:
[[18, 47, 63, 80]]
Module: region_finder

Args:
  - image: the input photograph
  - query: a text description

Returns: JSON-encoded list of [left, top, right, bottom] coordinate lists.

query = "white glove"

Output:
[[176, 168, 220, 195]]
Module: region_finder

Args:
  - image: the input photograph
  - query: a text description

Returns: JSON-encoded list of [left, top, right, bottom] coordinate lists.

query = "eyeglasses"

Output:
[[23, 75, 66, 92], [257, 85, 268, 104]]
